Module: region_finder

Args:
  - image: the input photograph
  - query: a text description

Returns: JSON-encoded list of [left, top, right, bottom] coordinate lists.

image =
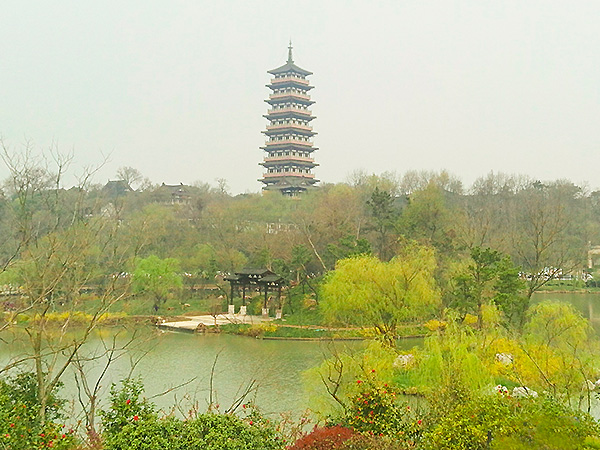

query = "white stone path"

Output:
[[158, 314, 273, 332]]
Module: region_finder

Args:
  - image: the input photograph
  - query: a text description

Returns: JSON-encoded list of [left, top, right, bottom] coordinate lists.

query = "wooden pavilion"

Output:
[[224, 268, 285, 315]]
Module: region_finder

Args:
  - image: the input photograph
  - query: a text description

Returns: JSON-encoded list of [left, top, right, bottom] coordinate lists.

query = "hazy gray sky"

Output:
[[1, 1, 599, 194]]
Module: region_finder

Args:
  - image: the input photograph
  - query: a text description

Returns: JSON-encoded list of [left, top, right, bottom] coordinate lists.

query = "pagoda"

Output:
[[259, 43, 319, 196]]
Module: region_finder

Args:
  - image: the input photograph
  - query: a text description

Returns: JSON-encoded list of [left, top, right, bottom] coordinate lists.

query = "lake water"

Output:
[[1, 291, 599, 419], [533, 291, 600, 332], [0, 329, 376, 418]]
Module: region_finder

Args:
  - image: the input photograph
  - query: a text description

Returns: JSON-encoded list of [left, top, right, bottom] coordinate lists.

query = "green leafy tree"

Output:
[[520, 300, 597, 402], [321, 244, 440, 346], [449, 247, 525, 327], [399, 183, 457, 253], [492, 256, 527, 326], [327, 235, 372, 263], [366, 187, 398, 261], [133, 255, 183, 312], [511, 181, 586, 300]]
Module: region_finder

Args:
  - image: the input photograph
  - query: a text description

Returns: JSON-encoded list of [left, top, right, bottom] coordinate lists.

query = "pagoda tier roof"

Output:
[[265, 95, 314, 106], [261, 143, 318, 151], [260, 158, 319, 168], [265, 111, 313, 118], [263, 127, 317, 137], [260, 176, 320, 187], [261, 145, 318, 153], [269, 77, 312, 87], [261, 165, 319, 172], [267, 82, 313, 91], [268, 62, 312, 76], [264, 114, 315, 122]]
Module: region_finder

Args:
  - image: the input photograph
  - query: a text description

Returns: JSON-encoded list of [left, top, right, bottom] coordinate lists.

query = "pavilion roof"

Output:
[[261, 274, 284, 283], [235, 268, 274, 276]]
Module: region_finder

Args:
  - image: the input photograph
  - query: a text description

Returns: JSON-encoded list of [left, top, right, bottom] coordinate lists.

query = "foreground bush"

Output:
[[288, 426, 356, 450], [337, 376, 422, 445], [422, 386, 600, 450], [101, 379, 284, 450], [0, 372, 77, 450], [103, 413, 284, 450]]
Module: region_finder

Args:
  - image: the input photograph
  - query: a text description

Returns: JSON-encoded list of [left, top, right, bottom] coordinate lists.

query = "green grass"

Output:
[[264, 326, 363, 339], [538, 280, 595, 292], [275, 308, 324, 326], [219, 322, 363, 339]]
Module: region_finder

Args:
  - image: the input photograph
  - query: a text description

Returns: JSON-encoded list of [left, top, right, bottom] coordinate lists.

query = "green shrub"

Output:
[[101, 379, 285, 450], [421, 388, 600, 450], [491, 398, 600, 450], [336, 376, 422, 444], [99, 378, 157, 439], [103, 413, 285, 450], [422, 392, 511, 450], [0, 372, 77, 450]]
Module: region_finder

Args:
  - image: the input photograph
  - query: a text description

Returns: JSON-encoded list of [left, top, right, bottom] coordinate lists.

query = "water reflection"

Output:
[[0, 328, 365, 417], [533, 292, 600, 333]]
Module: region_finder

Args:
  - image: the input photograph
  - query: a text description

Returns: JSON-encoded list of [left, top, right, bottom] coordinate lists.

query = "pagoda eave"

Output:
[[263, 113, 316, 121], [260, 160, 319, 167], [267, 84, 314, 91], [260, 144, 318, 151], [267, 62, 313, 76], [262, 129, 317, 137], [259, 177, 320, 186], [265, 98, 315, 106]]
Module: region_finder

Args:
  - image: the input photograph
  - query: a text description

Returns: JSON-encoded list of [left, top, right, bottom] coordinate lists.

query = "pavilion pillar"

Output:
[[242, 285, 246, 306], [262, 287, 269, 317], [275, 285, 283, 319]]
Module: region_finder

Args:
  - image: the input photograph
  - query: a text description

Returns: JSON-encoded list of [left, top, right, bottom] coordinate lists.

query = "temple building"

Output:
[[259, 43, 319, 196]]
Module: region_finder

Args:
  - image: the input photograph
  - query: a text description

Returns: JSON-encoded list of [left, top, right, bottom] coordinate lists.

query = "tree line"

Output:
[[2, 143, 600, 448], [1, 151, 598, 312]]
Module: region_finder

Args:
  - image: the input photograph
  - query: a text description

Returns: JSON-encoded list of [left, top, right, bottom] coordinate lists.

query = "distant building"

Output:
[[102, 180, 133, 197], [155, 183, 192, 204], [259, 43, 319, 196]]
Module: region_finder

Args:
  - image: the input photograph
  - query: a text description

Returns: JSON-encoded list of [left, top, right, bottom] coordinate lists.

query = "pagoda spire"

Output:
[[287, 40, 294, 64]]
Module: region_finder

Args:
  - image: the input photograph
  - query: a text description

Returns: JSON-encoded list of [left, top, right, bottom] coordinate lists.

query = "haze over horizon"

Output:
[[1, 1, 599, 194]]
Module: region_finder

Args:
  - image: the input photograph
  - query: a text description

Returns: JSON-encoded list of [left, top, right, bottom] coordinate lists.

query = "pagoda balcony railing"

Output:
[[267, 107, 313, 116], [269, 92, 311, 101], [263, 172, 315, 179], [270, 76, 310, 85], [266, 123, 312, 132], [263, 156, 315, 163], [265, 139, 313, 146]]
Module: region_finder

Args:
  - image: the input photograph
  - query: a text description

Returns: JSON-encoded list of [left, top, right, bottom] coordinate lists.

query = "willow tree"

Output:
[[132, 255, 182, 312], [321, 244, 440, 346]]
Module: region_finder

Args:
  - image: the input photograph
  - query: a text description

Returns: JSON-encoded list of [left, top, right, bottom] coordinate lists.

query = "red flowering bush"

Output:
[[288, 426, 356, 450], [337, 375, 422, 444], [0, 372, 77, 450], [99, 378, 157, 438]]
